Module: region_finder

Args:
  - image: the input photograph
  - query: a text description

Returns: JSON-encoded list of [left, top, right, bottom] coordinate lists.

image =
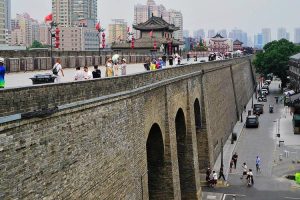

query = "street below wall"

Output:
[[4, 57, 209, 88]]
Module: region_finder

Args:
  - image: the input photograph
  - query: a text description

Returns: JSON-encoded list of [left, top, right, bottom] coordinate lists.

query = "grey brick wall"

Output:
[[0, 57, 255, 200]]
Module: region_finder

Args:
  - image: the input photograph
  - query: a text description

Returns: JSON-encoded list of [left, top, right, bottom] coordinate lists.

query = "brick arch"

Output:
[[175, 108, 197, 199], [194, 98, 210, 172], [146, 123, 168, 199], [194, 98, 202, 130]]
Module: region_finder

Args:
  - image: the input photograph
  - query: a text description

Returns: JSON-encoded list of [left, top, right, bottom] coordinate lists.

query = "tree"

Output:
[[253, 39, 300, 87], [30, 40, 46, 48]]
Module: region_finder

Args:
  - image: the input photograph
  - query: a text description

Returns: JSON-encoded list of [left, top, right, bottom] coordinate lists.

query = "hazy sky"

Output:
[[11, 0, 300, 40]]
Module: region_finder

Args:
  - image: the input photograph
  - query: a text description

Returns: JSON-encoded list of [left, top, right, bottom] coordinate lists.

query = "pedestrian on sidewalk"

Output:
[[240, 162, 248, 179], [232, 152, 238, 169], [256, 156, 261, 173], [205, 167, 211, 182], [247, 169, 254, 185], [230, 159, 234, 173], [218, 166, 226, 181], [244, 105, 246, 112], [212, 171, 218, 186]]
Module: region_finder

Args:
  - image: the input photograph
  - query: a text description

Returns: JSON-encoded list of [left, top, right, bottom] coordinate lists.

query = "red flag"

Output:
[[44, 14, 52, 22], [149, 30, 153, 38], [95, 22, 100, 31]]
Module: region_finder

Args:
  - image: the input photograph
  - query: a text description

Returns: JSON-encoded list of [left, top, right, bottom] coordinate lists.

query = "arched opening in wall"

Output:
[[194, 98, 210, 172], [147, 123, 165, 199], [194, 99, 201, 131], [175, 108, 191, 198]]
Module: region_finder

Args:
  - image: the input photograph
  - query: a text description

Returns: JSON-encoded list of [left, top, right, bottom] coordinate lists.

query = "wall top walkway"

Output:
[[0, 56, 252, 118]]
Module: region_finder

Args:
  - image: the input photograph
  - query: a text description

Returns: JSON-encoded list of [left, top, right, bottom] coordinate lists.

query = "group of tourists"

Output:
[[74, 65, 101, 81], [51, 56, 128, 82], [143, 54, 182, 71], [207, 152, 259, 188], [104, 57, 127, 77]]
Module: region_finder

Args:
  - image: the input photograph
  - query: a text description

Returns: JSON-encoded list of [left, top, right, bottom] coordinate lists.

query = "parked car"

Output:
[[246, 115, 259, 128], [265, 80, 271, 85], [258, 95, 267, 102], [261, 88, 269, 95], [262, 85, 269, 92], [253, 104, 264, 115]]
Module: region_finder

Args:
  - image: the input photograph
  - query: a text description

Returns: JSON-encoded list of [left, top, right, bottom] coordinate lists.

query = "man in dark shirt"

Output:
[[92, 65, 101, 78]]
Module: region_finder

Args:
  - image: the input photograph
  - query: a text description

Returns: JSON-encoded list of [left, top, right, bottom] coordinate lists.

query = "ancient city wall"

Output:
[[0, 56, 255, 199]]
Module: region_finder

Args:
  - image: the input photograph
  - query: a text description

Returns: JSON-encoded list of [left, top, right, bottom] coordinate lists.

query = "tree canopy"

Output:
[[253, 39, 300, 86], [30, 40, 47, 48]]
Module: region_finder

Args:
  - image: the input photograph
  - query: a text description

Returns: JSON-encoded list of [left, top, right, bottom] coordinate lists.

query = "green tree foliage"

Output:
[[253, 39, 300, 87], [30, 40, 46, 48]]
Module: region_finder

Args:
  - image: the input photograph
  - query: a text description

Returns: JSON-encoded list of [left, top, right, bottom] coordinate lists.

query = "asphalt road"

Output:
[[203, 81, 300, 200]]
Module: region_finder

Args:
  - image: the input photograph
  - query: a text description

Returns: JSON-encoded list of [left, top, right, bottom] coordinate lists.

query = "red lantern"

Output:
[[55, 27, 60, 48], [102, 32, 105, 48], [168, 41, 172, 54], [153, 40, 157, 50], [131, 35, 135, 49]]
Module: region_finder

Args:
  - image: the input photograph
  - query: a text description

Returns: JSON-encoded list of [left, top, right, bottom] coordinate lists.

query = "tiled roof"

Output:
[[133, 16, 179, 31], [290, 53, 300, 61], [111, 38, 183, 49]]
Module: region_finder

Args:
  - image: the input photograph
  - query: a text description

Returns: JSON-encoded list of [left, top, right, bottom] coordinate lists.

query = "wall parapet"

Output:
[[0, 56, 252, 118]]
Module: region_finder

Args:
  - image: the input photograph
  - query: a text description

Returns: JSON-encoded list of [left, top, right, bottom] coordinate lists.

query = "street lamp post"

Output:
[[220, 138, 224, 169], [48, 21, 58, 66]]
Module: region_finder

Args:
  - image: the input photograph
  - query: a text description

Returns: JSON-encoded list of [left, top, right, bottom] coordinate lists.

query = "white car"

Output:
[[261, 89, 269, 95]]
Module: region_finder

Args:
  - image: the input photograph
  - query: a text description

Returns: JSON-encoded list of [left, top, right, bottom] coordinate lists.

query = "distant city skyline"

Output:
[[9, 0, 300, 43]]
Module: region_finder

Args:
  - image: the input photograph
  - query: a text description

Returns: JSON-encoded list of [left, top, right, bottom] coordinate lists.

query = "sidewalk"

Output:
[[202, 94, 254, 199]]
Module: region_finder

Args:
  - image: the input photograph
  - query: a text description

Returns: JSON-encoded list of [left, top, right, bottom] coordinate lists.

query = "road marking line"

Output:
[[283, 197, 300, 199], [222, 194, 246, 200]]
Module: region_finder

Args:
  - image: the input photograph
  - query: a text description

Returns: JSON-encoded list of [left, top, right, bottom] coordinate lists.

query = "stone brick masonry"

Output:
[[0, 57, 255, 199]]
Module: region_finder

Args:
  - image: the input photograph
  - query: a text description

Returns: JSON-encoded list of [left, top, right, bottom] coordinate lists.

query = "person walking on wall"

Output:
[[52, 58, 64, 82], [0, 57, 6, 88], [105, 58, 114, 77], [92, 65, 101, 78], [74, 67, 84, 81]]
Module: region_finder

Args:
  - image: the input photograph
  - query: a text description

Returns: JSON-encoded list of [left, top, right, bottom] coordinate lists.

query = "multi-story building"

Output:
[[193, 29, 205, 40], [59, 27, 98, 51], [262, 28, 271, 45], [9, 13, 42, 47], [4, 0, 10, 31], [0, 0, 6, 44], [52, 0, 97, 28], [277, 28, 290, 40], [39, 23, 50, 45], [168, 9, 183, 41], [294, 28, 300, 44], [207, 29, 215, 38], [254, 33, 263, 49], [108, 19, 128, 45], [52, 0, 72, 27], [229, 28, 248, 46]]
